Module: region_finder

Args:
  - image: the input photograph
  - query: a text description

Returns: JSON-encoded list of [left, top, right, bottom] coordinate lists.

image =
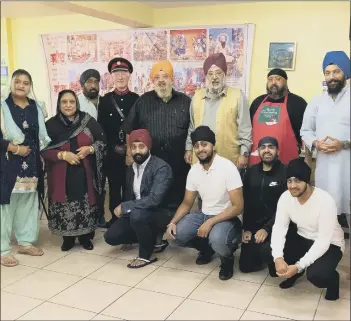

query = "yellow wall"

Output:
[[5, 1, 350, 114], [10, 14, 128, 116], [154, 1, 350, 103]]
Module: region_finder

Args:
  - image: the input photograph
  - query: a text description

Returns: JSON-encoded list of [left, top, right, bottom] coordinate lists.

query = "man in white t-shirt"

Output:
[[166, 126, 244, 280], [269, 158, 344, 300]]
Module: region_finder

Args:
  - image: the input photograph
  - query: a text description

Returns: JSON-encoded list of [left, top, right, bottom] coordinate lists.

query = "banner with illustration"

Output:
[[41, 25, 254, 115]]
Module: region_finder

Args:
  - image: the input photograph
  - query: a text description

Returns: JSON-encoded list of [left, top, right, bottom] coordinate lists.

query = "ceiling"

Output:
[[144, 1, 236, 8], [1, 1, 73, 18]]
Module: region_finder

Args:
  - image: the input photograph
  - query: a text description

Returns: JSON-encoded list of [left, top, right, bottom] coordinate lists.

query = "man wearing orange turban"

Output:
[[121, 60, 191, 243]]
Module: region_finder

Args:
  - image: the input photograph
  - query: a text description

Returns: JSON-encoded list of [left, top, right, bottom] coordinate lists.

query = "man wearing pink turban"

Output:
[[185, 53, 252, 169]]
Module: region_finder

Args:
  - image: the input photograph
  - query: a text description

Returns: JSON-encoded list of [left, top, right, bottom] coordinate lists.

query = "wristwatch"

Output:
[[242, 151, 249, 157], [343, 140, 350, 150], [295, 262, 304, 273]]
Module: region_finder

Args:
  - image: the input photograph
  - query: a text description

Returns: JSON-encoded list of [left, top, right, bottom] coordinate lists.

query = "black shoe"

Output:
[[279, 270, 305, 289], [219, 256, 234, 280], [195, 249, 215, 265], [325, 272, 340, 301], [61, 237, 75, 251], [79, 236, 94, 250]]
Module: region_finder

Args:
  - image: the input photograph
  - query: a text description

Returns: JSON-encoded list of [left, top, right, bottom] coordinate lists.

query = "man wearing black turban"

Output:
[[267, 158, 344, 301], [249, 68, 307, 165], [78, 69, 101, 120]]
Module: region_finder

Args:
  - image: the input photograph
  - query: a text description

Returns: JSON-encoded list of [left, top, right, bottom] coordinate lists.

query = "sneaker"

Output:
[[195, 249, 215, 265], [219, 256, 234, 280]]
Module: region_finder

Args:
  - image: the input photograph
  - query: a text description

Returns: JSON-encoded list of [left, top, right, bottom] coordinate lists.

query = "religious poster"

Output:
[[99, 31, 132, 62], [67, 34, 98, 63], [133, 30, 168, 61], [170, 29, 207, 61], [173, 62, 205, 96], [41, 25, 254, 116]]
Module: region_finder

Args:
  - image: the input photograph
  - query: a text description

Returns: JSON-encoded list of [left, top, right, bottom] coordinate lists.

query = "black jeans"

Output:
[[264, 223, 343, 289], [239, 235, 273, 275], [104, 208, 174, 259]]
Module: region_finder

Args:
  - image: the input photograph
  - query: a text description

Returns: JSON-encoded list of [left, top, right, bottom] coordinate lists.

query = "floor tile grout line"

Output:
[[164, 269, 213, 320], [312, 291, 323, 320], [1, 266, 39, 289]]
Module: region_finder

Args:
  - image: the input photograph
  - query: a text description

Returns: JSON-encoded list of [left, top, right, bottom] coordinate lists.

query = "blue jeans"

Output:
[[175, 211, 242, 258]]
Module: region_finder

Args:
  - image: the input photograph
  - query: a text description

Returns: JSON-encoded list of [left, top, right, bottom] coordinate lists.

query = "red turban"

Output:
[[203, 53, 227, 75], [129, 129, 152, 150]]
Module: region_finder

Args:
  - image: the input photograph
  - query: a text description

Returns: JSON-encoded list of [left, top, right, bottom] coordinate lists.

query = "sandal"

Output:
[[1, 255, 19, 267], [154, 240, 169, 253], [18, 245, 44, 256], [127, 256, 158, 269]]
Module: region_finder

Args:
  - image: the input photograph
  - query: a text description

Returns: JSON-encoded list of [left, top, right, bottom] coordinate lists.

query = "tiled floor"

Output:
[[1, 220, 350, 321]]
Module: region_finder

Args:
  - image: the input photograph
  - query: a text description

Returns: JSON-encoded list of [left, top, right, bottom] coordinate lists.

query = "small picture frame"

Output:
[[268, 42, 297, 70]]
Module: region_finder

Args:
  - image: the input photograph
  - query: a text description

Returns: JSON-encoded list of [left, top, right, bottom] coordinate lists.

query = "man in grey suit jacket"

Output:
[[104, 129, 173, 268]]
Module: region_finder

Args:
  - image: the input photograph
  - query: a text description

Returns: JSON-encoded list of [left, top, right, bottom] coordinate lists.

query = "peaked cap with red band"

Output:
[[108, 57, 133, 74]]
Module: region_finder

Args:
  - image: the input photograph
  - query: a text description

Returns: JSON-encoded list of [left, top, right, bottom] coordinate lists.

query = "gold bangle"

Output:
[[89, 146, 94, 154], [58, 152, 62, 160], [13, 145, 20, 155], [62, 151, 67, 160]]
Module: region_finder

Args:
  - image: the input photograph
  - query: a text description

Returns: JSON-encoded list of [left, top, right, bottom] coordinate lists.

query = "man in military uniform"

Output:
[[98, 58, 139, 229]]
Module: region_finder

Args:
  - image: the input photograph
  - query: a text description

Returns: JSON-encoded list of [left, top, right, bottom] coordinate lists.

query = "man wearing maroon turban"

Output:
[[122, 60, 191, 211], [104, 129, 174, 268], [185, 53, 252, 169]]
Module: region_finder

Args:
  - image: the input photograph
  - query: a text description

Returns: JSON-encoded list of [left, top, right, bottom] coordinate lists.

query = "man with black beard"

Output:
[[78, 69, 101, 119], [249, 69, 307, 165], [301, 51, 350, 238], [167, 126, 244, 280], [104, 129, 174, 268], [239, 136, 287, 274]]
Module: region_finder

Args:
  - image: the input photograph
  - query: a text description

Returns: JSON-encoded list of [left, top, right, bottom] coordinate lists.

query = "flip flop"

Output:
[[127, 257, 158, 269], [154, 240, 169, 253]]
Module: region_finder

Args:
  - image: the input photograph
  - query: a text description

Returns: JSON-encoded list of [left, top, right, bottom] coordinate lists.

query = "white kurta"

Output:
[[78, 94, 98, 120], [301, 84, 350, 215]]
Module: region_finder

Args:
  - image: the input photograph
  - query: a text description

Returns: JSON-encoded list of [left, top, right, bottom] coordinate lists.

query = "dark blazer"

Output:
[[121, 155, 173, 213]]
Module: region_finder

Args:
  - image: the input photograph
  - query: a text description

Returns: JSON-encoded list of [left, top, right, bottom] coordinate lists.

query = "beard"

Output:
[[290, 183, 308, 198], [327, 78, 345, 95], [197, 150, 214, 165], [266, 84, 287, 99], [154, 82, 172, 98], [260, 153, 278, 166], [84, 89, 99, 99], [133, 151, 150, 165]]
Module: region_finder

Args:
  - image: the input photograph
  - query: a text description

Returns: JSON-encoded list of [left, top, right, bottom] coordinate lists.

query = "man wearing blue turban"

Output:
[[301, 51, 350, 225]]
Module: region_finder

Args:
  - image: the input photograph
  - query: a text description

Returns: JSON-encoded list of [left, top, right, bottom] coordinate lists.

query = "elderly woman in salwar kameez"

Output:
[[42, 90, 106, 251], [0, 69, 51, 267]]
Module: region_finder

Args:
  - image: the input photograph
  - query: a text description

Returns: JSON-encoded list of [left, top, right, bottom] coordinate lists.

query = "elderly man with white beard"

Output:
[[184, 53, 252, 169], [122, 61, 191, 252]]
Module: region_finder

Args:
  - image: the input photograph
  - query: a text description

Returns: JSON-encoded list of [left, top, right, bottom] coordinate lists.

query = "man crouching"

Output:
[[166, 126, 243, 280]]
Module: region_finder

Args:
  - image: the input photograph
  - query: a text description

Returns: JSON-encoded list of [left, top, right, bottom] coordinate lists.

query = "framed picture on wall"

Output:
[[268, 42, 297, 70]]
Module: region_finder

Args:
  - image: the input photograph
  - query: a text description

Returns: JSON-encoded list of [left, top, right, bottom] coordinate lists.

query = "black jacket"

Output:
[[242, 160, 287, 234], [121, 155, 173, 213], [250, 93, 307, 147]]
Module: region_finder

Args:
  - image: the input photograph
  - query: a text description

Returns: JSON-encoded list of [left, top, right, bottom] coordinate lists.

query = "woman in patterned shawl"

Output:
[[42, 89, 106, 251]]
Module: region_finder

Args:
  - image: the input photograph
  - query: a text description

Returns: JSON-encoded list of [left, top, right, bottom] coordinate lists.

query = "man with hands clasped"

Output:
[[167, 126, 243, 280], [239, 136, 287, 274], [268, 158, 344, 300]]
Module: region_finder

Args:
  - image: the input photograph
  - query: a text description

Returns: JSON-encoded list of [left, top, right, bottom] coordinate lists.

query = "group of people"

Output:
[[1, 49, 349, 302]]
